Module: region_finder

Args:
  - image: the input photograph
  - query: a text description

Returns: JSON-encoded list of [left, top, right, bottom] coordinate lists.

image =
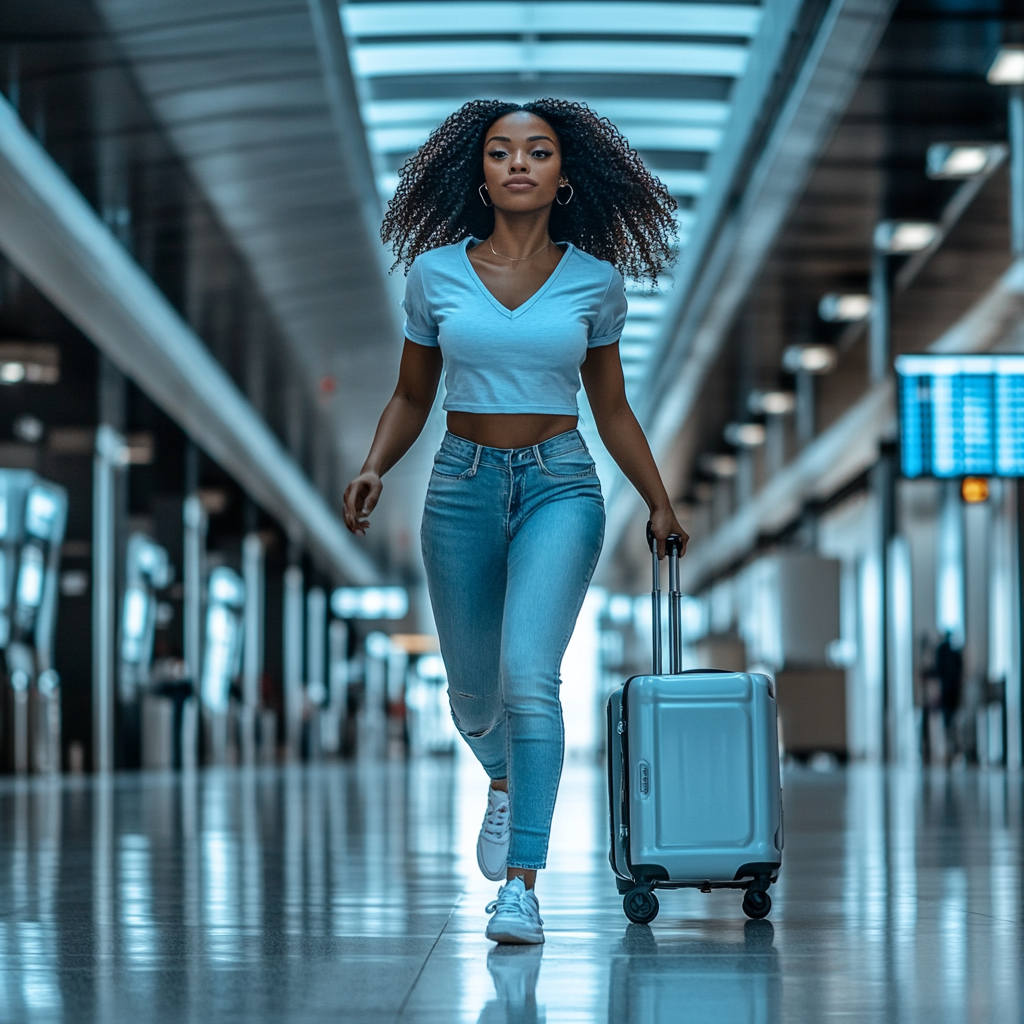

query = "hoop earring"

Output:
[[556, 182, 574, 206], [478, 183, 493, 208]]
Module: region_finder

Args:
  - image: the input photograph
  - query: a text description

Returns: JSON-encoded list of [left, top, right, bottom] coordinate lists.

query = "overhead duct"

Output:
[[0, 95, 380, 585]]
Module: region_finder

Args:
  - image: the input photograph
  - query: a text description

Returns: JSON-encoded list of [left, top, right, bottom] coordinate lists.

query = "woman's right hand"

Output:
[[342, 471, 383, 535]]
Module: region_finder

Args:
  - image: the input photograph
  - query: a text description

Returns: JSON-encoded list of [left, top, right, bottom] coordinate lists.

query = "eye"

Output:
[[487, 148, 508, 160], [532, 149, 553, 159]]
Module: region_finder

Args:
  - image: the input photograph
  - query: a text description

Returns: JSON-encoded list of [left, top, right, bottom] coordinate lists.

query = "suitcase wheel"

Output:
[[742, 889, 771, 920], [623, 887, 659, 925]]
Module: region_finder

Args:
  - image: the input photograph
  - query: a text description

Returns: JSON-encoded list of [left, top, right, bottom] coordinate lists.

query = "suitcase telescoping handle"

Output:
[[646, 523, 685, 675]]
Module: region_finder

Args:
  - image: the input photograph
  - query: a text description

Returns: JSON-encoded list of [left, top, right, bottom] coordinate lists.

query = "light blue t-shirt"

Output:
[[402, 238, 627, 415]]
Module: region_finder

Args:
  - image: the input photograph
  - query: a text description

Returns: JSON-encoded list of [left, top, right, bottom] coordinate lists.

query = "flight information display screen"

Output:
[[896, 355, 1024, 477]]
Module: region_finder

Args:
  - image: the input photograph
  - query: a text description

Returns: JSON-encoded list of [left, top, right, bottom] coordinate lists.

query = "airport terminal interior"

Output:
[[0, 0, 1023, 1019]]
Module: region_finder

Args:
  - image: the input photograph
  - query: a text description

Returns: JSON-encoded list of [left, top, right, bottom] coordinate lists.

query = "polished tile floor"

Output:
[[0, 755, 1019, 1022]]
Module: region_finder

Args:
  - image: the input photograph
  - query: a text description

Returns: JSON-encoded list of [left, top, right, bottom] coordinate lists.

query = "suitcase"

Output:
[[607, 525, 784, 924]]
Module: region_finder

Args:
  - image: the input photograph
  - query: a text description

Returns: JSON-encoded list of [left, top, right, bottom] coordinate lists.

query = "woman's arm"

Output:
[[580, 342, 689, 557], [342, 340, 443, 535]]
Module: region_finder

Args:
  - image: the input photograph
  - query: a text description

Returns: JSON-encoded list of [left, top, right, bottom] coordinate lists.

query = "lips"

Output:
[[504, 177, 536, 190]]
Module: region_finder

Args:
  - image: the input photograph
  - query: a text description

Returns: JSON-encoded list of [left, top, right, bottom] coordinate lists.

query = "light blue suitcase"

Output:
[[607, 527, 784, 924]]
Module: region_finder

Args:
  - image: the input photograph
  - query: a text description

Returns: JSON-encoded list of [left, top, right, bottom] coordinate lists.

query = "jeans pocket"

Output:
[[538, 447, 597, 478], [432, 450, 475, 479]]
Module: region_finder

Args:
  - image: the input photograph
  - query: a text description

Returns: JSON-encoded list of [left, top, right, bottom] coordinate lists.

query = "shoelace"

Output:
[[482, 801, 509, 840], [486, 885, 544, 924]]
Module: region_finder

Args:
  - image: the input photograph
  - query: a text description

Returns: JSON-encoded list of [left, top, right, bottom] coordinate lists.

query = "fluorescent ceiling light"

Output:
[[874, 221, 938, 254], [988, 46, 1024, 85], [748, 390, 795, 415], [926, 142, 1005, 179], [699, 453, 739, 478], [724, 422, 766, 448], [352, 41, 749, 79], [782, 344, 838, 375], [818, 293, 871, 322], [343, 3, 762, 39]]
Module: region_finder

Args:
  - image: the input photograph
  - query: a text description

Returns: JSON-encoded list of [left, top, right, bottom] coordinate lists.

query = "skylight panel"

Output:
[[342, 3, 762, 40], [619, 125, 722, 151], [650, 170, 707, 196], [624, 296, 667, 318], [352, 41, 749, 79], [591, 100, 731, 126], [621, 321, 660, 342], [363, 98, 733, 129], [370, 126, 434, 153]]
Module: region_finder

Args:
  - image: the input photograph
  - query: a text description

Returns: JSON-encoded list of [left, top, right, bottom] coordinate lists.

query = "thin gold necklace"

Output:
[[488, 237, 551, 262]]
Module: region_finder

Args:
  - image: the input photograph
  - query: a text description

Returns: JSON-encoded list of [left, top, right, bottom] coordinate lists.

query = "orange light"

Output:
[[389, 633, 439, 654], [961, 477, 989, 503]]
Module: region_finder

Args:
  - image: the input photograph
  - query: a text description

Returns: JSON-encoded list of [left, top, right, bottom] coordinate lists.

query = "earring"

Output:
[[556, 181, 574, 206], [478, 183, 493, 208]]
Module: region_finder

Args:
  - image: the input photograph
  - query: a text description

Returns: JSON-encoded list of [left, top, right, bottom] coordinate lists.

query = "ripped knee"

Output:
[[449, 690, 500, 738]]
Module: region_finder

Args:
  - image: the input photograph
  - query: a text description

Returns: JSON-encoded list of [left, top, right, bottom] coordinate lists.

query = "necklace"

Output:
[[488, 237, 551, 262]]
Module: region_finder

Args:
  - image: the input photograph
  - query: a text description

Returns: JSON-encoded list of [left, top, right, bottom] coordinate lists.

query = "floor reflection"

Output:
[[0, 761, 1017, 1021], [477, 946, 544, 1024], [609, 921, 780, 1023]]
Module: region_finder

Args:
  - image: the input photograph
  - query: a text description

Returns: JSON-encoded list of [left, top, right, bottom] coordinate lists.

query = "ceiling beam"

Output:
[[602, 0, 898, 560], [0, 94, 381, 585]]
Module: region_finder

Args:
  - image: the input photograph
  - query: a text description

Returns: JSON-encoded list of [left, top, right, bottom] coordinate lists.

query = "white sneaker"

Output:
[[485, 878, 545, 945], [477, 786, 511, 881]]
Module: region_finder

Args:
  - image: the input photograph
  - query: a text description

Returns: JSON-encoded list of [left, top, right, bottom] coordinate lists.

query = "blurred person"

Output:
[[925, 631, 963, 761], [343, 100, 683, 944]]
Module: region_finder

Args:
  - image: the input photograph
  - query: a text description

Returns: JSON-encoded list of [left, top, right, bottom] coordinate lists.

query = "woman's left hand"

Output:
[[649, 504, 689, 560]]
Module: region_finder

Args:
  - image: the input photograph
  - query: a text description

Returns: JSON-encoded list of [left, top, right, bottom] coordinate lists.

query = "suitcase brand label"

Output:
[[638, 760, 651, 797]]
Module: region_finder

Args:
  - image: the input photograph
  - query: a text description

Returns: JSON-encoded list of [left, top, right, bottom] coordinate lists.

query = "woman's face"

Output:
[[481, 111, 563, 214]]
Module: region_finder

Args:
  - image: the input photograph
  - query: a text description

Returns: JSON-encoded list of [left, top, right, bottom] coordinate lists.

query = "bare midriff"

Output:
[[445, 412, 579, 450]]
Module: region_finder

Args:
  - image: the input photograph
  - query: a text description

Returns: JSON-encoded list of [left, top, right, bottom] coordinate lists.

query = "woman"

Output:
[[343, 99, 688, 945]]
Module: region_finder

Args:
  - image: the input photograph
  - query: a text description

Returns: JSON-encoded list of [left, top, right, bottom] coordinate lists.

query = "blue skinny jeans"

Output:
[[421, 430, 605, 869]]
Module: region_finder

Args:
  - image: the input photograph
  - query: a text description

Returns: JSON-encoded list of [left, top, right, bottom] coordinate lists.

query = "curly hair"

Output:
[[381, 99, 677, 284]]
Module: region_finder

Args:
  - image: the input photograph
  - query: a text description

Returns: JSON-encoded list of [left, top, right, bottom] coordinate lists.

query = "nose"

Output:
[[510, 148, 529, 173]]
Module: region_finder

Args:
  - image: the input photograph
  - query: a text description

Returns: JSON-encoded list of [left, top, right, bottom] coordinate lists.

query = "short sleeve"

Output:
[[401, 258, 440, 347], [588, 265, 627, 347]]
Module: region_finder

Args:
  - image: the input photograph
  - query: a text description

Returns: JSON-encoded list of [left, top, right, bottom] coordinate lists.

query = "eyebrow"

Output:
[[485, 134, 556, 145]]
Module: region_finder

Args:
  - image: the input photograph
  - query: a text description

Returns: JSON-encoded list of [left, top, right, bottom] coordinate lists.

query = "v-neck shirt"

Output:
[[402, 238, 627, 415]]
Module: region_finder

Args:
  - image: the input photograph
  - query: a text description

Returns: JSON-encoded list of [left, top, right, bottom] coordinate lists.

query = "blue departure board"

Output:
[[896, 355, 1024, 477]]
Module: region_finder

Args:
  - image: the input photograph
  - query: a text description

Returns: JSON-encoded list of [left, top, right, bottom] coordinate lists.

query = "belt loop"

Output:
[[532, 444, 546, 472], [469, 444, 482, 477]]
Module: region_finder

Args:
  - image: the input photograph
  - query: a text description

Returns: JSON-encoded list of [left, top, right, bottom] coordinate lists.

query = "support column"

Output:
[[1009, 85, 1024, 258], [183, 487, 206, 771], [92, 356, 126, 777], [870, 447, 896, 761], [283, 564, 304, 762], [305, 587, 327, 761], [936, 479, 966, 647], [240, 532, 264, 767], [795, 370, 815, 447], [887, 535, 916, 765], [869, 248, 890, 384]]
